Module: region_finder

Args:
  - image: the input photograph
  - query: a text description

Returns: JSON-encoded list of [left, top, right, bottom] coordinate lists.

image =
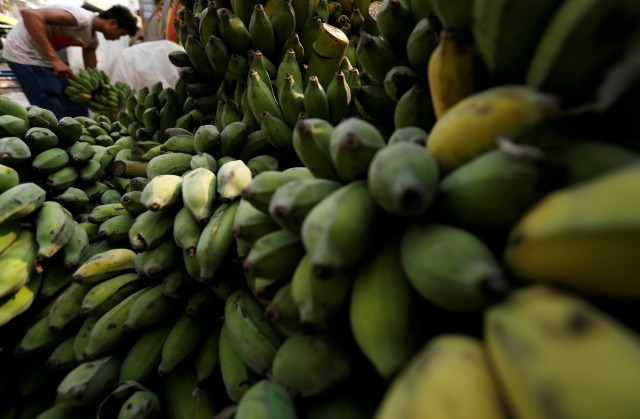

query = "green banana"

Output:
[[367, 141, 440, 217], [292, 118, 341, 181], [80, 272, 145, 318], [40, 263, 73, 299], [82, 287, 150, 360], [16, 315, 67, 357], [146, 152, 192, 179], [220, 121, 251, 157], [124, 284, 183, 331], [46, 336, 78, 371], [72, 248, 137, 285], [0, 272, 42, 328], [278, 72, 306, 128], [56, 356, 121, 406], [291, 253, 352, 327], [0, 163, 19, 192], [117, 390, 162, 419], [249, 3, 276, 60], [271, 333, 351, 397], [31, 147, 70, 172], [218, 7, 253, 55], [235, 379, 297, 419], [329, 117, 385, 182], [224, 289, 283, 375], [62, 220, 90, 267], [243, 228, 306, 281], [119, 318, 176, 383], [173, 205, 205, 255], [34, 201, 76, 263], [157, 312, 207, 376], [260, 110, 294, 150], [161, 366, 216, 419], [0, 183, 46, 223], [241, 170, 302, 213], [401, 221, 508, 311], [0, 136, 31, 165], [219, 322, 260, 402], [134, 234, 180, 279], [88, 203, 129, 224], [232, 197, 281, 243], [140, 174, 183, 211], [302, 180, 381, 278], [195, 200, 239, 282], [128, 208, 176, 252], [48, 282, 91, 331]]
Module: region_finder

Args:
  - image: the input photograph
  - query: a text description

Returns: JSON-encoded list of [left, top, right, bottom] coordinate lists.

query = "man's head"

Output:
[[97, 5, 138, 40]]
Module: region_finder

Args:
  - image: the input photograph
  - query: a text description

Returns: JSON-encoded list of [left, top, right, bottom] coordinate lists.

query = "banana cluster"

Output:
[[65, 68, 133, 119]]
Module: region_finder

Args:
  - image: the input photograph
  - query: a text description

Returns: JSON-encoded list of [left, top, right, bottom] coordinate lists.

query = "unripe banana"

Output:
[[119, 318, 175, 383], [235, 379, 297, 419], [332, 115, 385, 180], [401, 221, 508, 311], [195, 200, 240, 281], [35, 201, 75, 263], [72, 248, 137, 285], [146, 152, 192, 179], [56, 356, 121, 406], [80, 272, 145, 318], [217, 158, 253, 202], [0, 229, 38, 299], [241, 170, 302, 213], [243, 228, 306, 281], [157, 312, 207, 376], [31, 147, 70, 172], [128, 208, 176, 252], [134, 234, 180, 279], [302, 180, 381, 278], [368, 141, 440, 217], [140, 174, 183, 211], [272, 333, 351, 397]]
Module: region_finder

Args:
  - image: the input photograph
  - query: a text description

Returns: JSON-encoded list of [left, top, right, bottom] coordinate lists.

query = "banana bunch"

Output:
[[65, 68, 133, 119]]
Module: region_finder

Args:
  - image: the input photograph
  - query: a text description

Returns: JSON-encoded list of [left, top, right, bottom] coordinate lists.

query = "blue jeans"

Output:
[[6, 61, 89, 119]]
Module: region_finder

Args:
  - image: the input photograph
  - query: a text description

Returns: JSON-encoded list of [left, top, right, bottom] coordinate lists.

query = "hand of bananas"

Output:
[[65, 68, 133, 116]]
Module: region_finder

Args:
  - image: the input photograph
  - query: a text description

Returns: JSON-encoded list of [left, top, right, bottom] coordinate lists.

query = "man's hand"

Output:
[[51, 58, 73, 80]]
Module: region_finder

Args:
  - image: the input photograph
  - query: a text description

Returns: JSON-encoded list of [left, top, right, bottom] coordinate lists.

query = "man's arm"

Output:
[[83, 47, 97, 69], [20, 8, 78, 78]]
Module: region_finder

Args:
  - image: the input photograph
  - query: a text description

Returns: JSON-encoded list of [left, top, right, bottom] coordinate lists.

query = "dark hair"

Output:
[[98, 5, 138, 37]]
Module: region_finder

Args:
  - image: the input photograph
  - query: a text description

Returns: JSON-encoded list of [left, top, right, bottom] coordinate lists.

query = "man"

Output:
[[3, 4, 138, 118]]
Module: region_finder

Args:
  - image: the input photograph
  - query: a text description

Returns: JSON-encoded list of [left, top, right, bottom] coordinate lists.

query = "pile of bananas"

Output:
[[0, 0, 639, 418], [65, 68, 133, 119]]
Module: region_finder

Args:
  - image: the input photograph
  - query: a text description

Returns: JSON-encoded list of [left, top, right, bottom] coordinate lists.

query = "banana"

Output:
[[426, 85, 559, 173], [128, 208, 176, 252], [0, 271, 42, 328], [291, 253, 352, 327], [0, 96, 28, 120], [224, 289, 283, 375], [219, 322, 260, 402], [243, 228, 306, 281], [163, 264, 197, 299], [247, 154, 279, 177], [302, 180, 381, 278], [186, 34, 216, 78], [526, 0, 640, 105], [173, 206, 205, 255], [329, 117, 385, 182], [140, 174, 183, 211], [377, 0, 414, 53], [264, 282, 304, 338], [278, 72, 306, 128], [124, 284, 183, 331], [194, 322, 221, 384], [190, 152, 217, 172], [0, 115, 31, 139], [162, 134, 197, 154], [117, 390, 162, 419], [217, 159, 253, 202], [292, 118, 342, 181], [401, 221, 508, 311], [0, 163, 19, 192], [48, 282, 91, 331], [82, 287, 150, 360], [161, 365, 216, 419], [46, 336, 78, 371], [374, 334, 505, 419], [395, 83, 435, 130], [241, 170, 301, 213], [181, 167, 217, 223], [271, 333, 351, 397], [355, 32, 404, 84], [219, 121, 251, 159], [367, 141, 440, 217], [134, 234, 180, 279], [232, 197, 281, 244], [0, 219, 20, 255], [88, 203, 129, 224], [34, 201, 75, 264], [27, 105, 58, 130], [0, 136, 31, 165], [326, 70, 352, 125], [56, 356, 121, 406], [146, 152, 192, 179], [435, 145, 554, 230], [247, 69, 286, 123], [218, 7, 253, 55], [351, 84, 397, 127], [80, 272, 145, 318], [486, 285, 640, 419], [428, 30, 476, 119], [260, 110, 294, 150], [239, 129, 276, 161], [504, 163, 640, 298], [119, 318, 176, 383], [205, 35, 232, 81], [157, 312, 207, 376], [72, 248, 137, 285], [0, 229, 38, 299], [268, 177, 342, 235], [62, 219, 90, 267], [350, 239, 422, 379], [235, 379, 297, 419], [40, 263, 73, 299], [195, 200, 239, 282], [120, 191, 147, 217], [67, 140, 96, 162], [303, 75, 330, 120], [16, 315, 67, 357]]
